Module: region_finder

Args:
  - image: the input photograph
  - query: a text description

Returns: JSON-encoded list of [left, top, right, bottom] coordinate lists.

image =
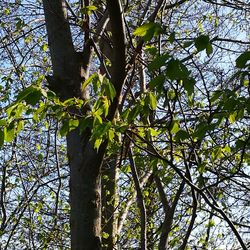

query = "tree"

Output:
[[0, 0, 250, 250]]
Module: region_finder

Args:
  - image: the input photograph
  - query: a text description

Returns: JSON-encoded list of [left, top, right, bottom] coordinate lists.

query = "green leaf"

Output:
[[94, 138, 102, 151], [108, 129, 115, 141], [193, 122, 207, 140], [68, 119, 79, 130], [16, 120, 24, 134], [236, 51, 250, 68], [206, 43, 213, 56], [169, 32, 175, 44], [128, 105, 140, 123], [81, 5, 97, 15], [148, 54, 170, 72], [211, 90, 223, 103], [4, 122, 15, 142], [183, 41, 193, 48], [79, 117, 93, 134], [102, 232, 109, 240], [133, 22, 163, 42], [175, 130, 189, 141], [41, 43, 48, 52], [148, 92, 157, 110], [102, 97, 109, 117], [229, 112, 237, 123], [167, 89, 176, 100], [59, 120, 69, 137], [149, 74, 165, 91], [0, 120, 7, 126], [170, 121, 180, 134], [166, 59, 190, 80], [16, 86, 46, 106], [148, 128, 159, 137], [183, 78, 196, 96], [194, 35, 210, 52], [82, 73, 98, 90], [104, 80, 116, 101]]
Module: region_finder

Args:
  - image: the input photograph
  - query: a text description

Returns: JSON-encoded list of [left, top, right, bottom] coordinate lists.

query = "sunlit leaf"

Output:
[[133, 22, 163, 42], [170, 121, 180, 134]]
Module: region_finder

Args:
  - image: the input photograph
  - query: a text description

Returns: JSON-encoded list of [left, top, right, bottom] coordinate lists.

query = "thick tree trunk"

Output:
[[42, 0, 126, 249], [67, 130, 105, 249], [42, 1, 104, 249]]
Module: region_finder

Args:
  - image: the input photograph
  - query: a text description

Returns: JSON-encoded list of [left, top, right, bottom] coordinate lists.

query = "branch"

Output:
[[127, 131, 248, 250], [106, 0, 126, 120], [117, 171, 152, 234], [128, 148, 147, 250]]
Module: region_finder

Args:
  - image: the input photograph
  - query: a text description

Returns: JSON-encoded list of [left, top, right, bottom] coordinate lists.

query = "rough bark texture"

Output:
[[42, 0, 126, 249]]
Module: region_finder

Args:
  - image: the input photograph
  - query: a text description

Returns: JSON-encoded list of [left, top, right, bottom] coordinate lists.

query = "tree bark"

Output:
[[42, 0, 126, 249], [42, 1, 103, 249]]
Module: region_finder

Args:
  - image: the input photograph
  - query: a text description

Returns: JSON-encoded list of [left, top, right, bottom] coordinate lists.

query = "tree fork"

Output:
[[42, 0, 126, 249]]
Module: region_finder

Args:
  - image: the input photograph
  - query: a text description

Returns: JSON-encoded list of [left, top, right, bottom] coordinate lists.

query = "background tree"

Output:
[[0, 0, 249, 250]]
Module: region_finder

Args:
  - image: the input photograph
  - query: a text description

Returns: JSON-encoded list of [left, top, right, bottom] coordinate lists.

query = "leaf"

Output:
[[167, 89, 176, 100], [148, 54, 170, 72], [175, 130, 189, 141], [94, 138, 102, 150], [59, 120, 70, 137], [183, 41, 193, 48], [170, 121, 180, 134], [148, 92, 157, 110], [104, 80, 116, 101], [149, 74, 165, 91], [206, 43, 213, 56], [128, 105, 140, 123], [133, 22, 163, 42], [4, 122, 15, 143], [183, 78, 195, 96], [68, 119, 79, 130], [16, 85, 46, 106], [81, 5, 97, 15], [16, 120, 24, 134], [236, 51, 250, 68], [59, 119, 79, 137], [102, 96, 109, 117], [81, 73, 98, 90], [108, 129, 115, 141], [166, 59, 190, 80], [148, 128, 159, 137], [79, 117, 93, 134], [211, 91, 223, 103], [41, 43, 48, 52], [194, 35, 210, 52], [102, 232, 109, 240], [169, 32, 175, 44], [193, 122, 207, 140], [229, 112, 237, 123], [0, 120, 7, 126]]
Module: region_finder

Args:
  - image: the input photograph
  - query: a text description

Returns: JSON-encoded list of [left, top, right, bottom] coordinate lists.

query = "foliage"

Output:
[[0, 0, 250, 249]]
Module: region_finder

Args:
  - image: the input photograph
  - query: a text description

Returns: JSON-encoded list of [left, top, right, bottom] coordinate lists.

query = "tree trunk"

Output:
[[42, 0, 126, 249], [42, 1, 104, 249]]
